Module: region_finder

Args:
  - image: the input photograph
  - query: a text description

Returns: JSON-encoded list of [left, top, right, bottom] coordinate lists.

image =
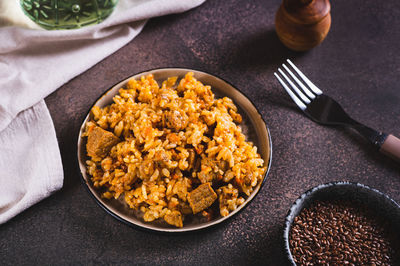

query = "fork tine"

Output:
[[274, 72, 307, 110], [278, 68, 311, 104], [286, 59, 323, 95], [282, 64, 315, 100]]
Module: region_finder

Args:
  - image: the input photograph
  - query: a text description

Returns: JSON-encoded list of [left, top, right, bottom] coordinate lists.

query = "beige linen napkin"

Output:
[[0, 0, 205, 224]]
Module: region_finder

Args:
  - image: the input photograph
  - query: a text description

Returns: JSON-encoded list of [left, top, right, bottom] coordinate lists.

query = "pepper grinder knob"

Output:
[[275, 0, 331, 51]]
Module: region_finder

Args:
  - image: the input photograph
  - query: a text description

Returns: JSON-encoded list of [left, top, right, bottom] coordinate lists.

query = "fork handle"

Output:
[[380, 134, 400, 162]]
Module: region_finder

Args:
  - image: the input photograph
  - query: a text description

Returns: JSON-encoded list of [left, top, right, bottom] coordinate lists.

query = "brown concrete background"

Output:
[[1, 0, 399, 264]]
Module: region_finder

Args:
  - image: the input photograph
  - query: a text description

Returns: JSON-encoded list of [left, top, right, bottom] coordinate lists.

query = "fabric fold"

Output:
[[0, 100, 63, 224]]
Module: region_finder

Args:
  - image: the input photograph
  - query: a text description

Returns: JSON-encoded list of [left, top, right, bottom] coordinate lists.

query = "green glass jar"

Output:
[[20, 0, 119, 30]]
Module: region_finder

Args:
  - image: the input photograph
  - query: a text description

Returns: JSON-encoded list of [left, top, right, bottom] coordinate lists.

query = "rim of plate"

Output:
[[77, 68, 273, 232]]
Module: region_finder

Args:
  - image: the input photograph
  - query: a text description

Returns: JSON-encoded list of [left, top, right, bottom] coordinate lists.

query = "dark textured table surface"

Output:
[[2, 0, 399, 265]]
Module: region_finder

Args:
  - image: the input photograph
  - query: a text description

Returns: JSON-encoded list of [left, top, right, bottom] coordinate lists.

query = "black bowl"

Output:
[[283, 182, 400, 265]]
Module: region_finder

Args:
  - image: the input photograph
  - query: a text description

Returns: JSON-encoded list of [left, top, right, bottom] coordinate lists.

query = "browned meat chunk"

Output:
[[197, 171, 215, 184], [86, 126, 120, 158], [154, 150, 170, 167], [197, 157, 217, 183], [187, 183, 217, 214], [187, 149, 196, 170], [164, 109, 188, 131], [164, 210, 183, 228], [217, 184, 244, 217], [235, 171, 255, 196]]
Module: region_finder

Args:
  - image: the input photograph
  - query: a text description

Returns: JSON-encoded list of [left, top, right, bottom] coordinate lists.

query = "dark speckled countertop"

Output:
[[1, 0, 399, 265]]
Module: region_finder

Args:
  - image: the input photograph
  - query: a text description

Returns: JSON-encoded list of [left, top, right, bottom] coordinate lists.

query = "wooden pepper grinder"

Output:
[[275, 0, 331, 51]]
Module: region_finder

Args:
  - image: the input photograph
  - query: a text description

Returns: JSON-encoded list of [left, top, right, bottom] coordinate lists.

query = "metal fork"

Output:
[[274, 59, 400, 162]]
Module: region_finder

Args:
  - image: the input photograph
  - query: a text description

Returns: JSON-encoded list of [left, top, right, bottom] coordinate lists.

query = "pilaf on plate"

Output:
[[83, 72, 266, 228]]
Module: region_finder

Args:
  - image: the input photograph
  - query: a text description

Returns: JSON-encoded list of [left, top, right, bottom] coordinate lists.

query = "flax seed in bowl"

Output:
[[284, 182, 400, 265]]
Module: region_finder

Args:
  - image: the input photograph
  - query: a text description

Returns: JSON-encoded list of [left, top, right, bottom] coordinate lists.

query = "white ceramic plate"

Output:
[[77, 68, 272, 232]]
